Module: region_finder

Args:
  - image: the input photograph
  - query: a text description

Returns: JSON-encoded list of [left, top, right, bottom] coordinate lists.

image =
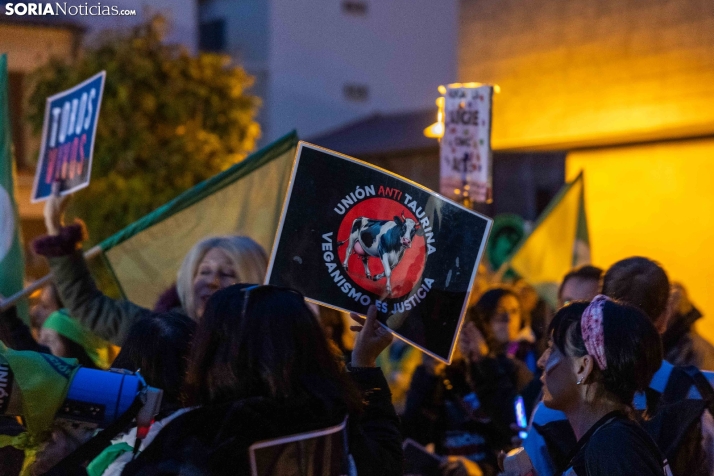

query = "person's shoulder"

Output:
[[586, 417, 656, 454], [583, 417, 665, 475], [593, 416, 641, 435]]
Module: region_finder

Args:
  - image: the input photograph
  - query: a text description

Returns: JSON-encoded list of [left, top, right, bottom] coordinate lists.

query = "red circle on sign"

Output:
[[336, 197, 426, 299]]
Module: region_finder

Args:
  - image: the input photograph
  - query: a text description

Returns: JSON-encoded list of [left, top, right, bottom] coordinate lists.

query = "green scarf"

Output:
[[42, 309, 115, 369]]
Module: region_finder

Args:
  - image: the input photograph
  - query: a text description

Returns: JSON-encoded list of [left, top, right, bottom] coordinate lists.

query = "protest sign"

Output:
[[31, 71, 106, 202], [249, 418, 348, 476], [439, 84, 493, 204], [266, 142, 492, 363]]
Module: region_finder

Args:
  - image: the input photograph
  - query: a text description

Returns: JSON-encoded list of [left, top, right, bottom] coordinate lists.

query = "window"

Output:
[[343, 84, 370, 102], [342, 1, 368, 16], [199, 19, 226, 52]]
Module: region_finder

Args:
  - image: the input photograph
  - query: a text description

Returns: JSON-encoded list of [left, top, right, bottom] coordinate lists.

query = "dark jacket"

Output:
[[663, 306, 714, 371], [0, 417, 25, 476], [0, 304, 50, 353], [34, 224, 185, 346], [402, 355, 532, 475], [122, 368, 403, 476], [564, 412, 667, 476]]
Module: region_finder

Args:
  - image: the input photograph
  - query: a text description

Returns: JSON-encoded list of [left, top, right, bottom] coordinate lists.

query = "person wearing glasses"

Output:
[[403, 287, 534, 476], [120, 284, 403, 476]]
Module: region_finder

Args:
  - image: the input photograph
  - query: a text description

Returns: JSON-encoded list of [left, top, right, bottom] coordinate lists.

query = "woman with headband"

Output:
[[538, 296, 669, 475]]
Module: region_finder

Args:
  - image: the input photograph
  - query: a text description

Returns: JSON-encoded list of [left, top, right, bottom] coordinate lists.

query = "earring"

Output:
[[576, 378, 583, 385]]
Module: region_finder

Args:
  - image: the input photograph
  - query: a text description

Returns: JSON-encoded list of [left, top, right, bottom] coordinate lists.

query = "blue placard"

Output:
[[31, 71, 105, 202]]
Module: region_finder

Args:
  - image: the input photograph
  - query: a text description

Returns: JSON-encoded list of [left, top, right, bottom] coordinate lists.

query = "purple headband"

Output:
[[581, 294, 609, 370]]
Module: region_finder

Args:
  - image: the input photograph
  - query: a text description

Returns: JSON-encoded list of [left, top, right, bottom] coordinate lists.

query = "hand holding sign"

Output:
[[44, 182, 71, 236], [350, 305, 393, 368]]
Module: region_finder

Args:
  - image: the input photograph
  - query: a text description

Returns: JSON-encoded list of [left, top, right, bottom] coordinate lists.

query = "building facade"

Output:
[[460, 0, 714, 341], [198, 0, 458, 143]]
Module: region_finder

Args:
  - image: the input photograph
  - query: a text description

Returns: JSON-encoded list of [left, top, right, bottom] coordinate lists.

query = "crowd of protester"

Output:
[[2, 191, 714, 476]]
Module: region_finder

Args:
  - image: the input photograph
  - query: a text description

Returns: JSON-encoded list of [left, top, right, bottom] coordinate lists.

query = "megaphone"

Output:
[[0, 356, 162, 433]]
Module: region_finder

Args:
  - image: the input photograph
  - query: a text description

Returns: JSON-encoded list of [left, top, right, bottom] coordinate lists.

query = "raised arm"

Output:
[[33, 191, 154, 345], [347, 306, 404, 475]]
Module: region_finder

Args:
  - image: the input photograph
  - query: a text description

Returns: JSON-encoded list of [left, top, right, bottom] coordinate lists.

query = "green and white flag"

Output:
[[98, 131, 298, 308], [0, 54, 27, 318]]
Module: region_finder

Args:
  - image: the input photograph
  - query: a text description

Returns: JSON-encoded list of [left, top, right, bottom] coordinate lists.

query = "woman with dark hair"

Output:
[[403, 288, 533, 476], [121, 283, 402, 476], [471, 286, 538, 373], [539, 296, 667, 475], [112, 314, 196, 412], [84, 314, 196, 476], [470, 287, 523, 354]]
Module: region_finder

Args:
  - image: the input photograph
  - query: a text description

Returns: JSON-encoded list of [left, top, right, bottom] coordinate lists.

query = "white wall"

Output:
[[199, 0, 270, 141], [267, 0, 458, 141]]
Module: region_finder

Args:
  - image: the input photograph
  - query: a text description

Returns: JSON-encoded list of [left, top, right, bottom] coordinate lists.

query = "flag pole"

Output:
[[0, 245, 102, 312]]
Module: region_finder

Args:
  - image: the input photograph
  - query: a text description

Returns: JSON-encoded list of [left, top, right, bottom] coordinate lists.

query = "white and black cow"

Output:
[[338, 212, 424, 295]]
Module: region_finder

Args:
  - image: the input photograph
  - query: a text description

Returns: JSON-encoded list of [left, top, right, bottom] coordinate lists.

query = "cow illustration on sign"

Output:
[[338, 211, 424, 295]]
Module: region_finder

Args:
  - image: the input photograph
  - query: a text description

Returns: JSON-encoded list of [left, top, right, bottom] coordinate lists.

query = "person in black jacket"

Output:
[[540, 297, 667, 475], [662, 282, 714, 370], [403, 288, 533, 476], [122, 284, 403, 476]]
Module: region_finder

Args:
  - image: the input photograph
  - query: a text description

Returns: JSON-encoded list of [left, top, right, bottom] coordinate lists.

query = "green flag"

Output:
[[0, 55, 27, 319], [0, 343, 79, 475], [504, 171, 590, 306], [98, 131, 298, 308]]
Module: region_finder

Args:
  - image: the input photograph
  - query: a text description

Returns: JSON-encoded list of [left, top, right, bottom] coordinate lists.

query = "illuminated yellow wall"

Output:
[[460, 0, 714, 150], [567, 139, 714, 342]]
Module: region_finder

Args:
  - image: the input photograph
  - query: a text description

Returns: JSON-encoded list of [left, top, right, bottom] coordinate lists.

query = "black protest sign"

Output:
[[266, 142, 492, 363]]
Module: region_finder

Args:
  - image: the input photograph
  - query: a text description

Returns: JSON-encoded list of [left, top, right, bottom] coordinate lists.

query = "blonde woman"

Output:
[[33, 195, 268, 346]]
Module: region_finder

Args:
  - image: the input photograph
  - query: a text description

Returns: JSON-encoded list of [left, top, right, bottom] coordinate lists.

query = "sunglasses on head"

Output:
[[238, 284, 305, 320]]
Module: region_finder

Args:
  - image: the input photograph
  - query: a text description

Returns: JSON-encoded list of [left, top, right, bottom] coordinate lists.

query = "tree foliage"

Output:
[[27, 16, 261, 244]]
